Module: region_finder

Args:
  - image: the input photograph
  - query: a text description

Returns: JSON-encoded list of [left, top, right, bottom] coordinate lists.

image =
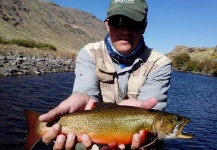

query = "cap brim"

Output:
[[106, 8, 146, 22]]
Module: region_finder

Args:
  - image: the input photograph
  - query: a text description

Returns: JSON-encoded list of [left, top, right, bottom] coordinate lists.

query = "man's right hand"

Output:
[[39, 93, 95, 150]]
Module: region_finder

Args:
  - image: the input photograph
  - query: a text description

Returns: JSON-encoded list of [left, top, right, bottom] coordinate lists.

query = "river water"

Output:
[[0, 71, 216, 150]]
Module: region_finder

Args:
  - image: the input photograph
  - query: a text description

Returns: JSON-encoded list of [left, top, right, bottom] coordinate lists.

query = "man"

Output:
[[39, 0, 172, 149]]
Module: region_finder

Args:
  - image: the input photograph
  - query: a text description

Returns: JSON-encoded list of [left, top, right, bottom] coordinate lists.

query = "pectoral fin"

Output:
[[139, 130, 158, 148]]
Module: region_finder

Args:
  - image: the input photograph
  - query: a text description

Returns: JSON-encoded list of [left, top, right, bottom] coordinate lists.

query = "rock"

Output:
[[33, 70, 41, 75], [4, 72, 12, 77], [0, 49, 75, 77]]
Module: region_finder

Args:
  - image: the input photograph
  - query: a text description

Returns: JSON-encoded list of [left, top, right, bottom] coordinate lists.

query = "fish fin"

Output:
[[91, 102, 119, 110], [24, 109, 41, 150], [108, 143, 117, 150], [138, 130, 158, 148]]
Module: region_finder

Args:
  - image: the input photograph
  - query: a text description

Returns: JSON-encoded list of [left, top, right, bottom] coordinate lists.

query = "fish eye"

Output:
[[176, 116, 182, 122]]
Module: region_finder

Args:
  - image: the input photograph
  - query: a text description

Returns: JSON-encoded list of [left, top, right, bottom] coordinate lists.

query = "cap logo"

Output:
[[114, 0, 135, 4]]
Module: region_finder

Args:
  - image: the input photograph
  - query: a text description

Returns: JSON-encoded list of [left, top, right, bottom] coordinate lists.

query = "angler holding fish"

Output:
[[25, 0, 194, 149]]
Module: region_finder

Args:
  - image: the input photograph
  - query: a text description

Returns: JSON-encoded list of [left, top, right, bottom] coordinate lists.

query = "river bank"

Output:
[[0, 44, 76, 77]]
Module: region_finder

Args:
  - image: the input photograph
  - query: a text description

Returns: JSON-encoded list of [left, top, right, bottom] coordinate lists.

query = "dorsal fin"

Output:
[[91, 102, 119, 110]]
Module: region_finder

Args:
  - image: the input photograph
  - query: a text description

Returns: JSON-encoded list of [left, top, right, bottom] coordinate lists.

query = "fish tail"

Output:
[[24, 109, 41, 150]]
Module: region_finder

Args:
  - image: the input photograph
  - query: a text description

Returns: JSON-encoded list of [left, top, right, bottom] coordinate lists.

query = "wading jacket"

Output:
[[73, 40, 172, 110]]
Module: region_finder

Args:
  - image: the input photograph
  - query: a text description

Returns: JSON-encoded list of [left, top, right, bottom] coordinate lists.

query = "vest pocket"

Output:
[[96, 59, 115, 82]]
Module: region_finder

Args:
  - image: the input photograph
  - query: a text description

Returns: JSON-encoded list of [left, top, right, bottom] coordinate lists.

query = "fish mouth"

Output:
[[173, 119, 194, 139]]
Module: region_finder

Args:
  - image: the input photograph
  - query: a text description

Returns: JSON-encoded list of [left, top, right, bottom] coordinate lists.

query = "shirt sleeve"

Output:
[[72, 48, 101, 101], [137, 62, 172, 110]]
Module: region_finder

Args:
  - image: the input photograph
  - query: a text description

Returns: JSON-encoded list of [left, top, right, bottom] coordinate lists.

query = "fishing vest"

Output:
[[85, 41, 171, 104]]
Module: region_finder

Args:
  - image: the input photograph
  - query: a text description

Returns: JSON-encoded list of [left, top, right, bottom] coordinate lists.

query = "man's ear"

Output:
[[105, 19, 110, 32]]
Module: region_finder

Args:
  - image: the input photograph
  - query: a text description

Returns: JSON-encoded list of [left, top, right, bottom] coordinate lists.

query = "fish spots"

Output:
[[25, 103, 193, 149]]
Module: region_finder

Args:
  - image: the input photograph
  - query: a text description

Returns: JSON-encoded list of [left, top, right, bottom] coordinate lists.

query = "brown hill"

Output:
[[0, 0, 107, 53], [167, 45, 217, 62]]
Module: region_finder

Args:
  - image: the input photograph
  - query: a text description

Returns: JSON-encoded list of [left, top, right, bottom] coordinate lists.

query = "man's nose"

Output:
[[121, 24, 132, 33]]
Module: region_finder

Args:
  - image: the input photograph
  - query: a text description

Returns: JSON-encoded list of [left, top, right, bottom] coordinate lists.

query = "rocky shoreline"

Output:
[[0, 46, 76, 77]]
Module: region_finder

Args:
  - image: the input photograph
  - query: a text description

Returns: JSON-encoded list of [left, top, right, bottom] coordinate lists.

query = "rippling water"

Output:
[[165, 72, 217, 150], [0, 71, 216, 150], [0, 72, 75, 149]]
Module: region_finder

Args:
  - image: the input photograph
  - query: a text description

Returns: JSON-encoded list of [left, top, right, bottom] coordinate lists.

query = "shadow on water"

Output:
[[0, 71, 216, 150]]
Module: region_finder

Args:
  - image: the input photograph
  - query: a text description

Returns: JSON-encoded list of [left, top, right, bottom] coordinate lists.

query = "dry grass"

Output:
[[0, 44, 77, 59]]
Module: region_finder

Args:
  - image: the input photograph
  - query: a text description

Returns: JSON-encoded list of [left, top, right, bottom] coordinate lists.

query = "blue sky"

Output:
[[50, 0, 217, 54]]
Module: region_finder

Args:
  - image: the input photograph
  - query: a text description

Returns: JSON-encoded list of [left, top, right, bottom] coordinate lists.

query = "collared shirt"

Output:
[[73, 43, 172, 110]]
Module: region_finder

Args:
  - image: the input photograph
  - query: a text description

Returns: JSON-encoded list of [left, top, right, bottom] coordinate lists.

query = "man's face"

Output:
[[106, 15, 146, 54]]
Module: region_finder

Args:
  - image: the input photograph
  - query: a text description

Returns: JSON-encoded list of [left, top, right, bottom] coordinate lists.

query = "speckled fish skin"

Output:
[[24, 102, 194, 150], [56, 106, 158, 143]]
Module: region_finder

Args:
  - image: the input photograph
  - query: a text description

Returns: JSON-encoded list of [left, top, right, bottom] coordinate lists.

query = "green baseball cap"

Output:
[[106, 0, 148, 22]]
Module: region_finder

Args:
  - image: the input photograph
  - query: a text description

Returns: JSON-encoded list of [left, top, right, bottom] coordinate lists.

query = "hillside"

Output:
[[167, 45, 217, 62], [0, 0, 107, 53], [1, 0, 216, 77], [166, 45, 217, 76]]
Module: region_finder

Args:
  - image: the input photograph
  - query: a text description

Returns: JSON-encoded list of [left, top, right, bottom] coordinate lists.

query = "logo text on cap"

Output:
[[114, 0, 135, 4]]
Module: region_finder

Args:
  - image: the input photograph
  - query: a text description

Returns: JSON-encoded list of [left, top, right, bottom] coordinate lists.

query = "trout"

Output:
[[24, 102, 194, 150]]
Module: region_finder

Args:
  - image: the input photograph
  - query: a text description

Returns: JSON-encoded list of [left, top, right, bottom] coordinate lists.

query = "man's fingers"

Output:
[[42, 124, 61, 144], [82, 134, 92, 150], [39, 109, 60, 122], [65, 133, 76, 150], [39, 101, 70, 122], [39, 94, 97, 123], [131, 133, 140, 149], [131, 130, 149, 150], [53, 134, 66, 150], [119, 98, 157, 110], [140, 98, 157, 110], [118, 144, 125, 150]]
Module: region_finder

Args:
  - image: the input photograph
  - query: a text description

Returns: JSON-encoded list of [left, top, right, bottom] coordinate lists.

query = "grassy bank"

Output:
[[0, 36, 57, 51]]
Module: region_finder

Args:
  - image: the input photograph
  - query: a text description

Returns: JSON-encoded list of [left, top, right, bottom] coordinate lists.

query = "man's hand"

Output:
[[39, 93, 95, 122], [118, 98, 157, 149], [119, 97, 157, 110], [39, 93, 95, 150]]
